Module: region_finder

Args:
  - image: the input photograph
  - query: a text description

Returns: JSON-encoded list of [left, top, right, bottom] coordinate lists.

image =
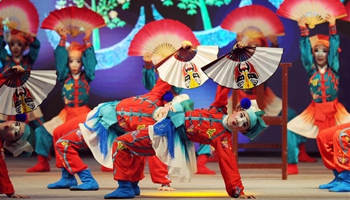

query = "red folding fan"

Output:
[[340, 2, 350, 22], [221, 5, 285, 39], [276, 0, 347, 28], [128, 19, 200, 64], [41, 6, 106, 37], [0, 0, 39, 36]]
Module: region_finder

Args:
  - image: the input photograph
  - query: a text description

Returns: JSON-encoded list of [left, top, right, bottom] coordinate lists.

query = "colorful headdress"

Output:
[[309, 34, 341, 52], [309, 34, 330, 49], [67, 41, 86, 58], [244, 106, 267, 140], [235, 98, 267, 140]]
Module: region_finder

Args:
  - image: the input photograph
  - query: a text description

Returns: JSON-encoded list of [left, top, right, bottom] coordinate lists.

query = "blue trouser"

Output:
[[286, 107, 307, 164], [35, 125, 53, 157]]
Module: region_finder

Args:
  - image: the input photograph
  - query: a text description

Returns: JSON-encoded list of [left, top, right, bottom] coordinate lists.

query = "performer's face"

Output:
[[227, 110, 251, 132], [0, 121, 24, 142], [9, 39, 26, 58], [313, 44, 329, 67], [69, 57, 83, 75]]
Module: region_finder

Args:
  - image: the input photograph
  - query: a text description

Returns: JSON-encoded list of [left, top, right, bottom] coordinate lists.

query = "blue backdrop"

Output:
[[3, 0, 350, 153]]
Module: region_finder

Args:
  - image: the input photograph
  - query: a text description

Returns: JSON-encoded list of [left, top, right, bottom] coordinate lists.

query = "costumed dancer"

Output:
[[227, 33, 310, 173], [0, 120, 35, 198], [217, 5, 303, 165], [287, 14, 350, 174], [26, 27, 96, 172], [316, 123, 350, 192], [0, 22, 44, 131], [143, 52, 215, 176], [104, 83, 267, 199], [46, 75, 183, 191]]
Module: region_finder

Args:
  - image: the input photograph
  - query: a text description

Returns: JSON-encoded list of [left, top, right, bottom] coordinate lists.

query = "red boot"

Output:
[[101, 165, 113, 172], [287, 164, 298, 175], [195, 155, 216, 174], [26, 155, 50, 172], [298, 143, 317, 162]]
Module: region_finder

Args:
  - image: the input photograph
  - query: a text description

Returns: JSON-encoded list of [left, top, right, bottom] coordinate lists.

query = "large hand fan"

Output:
[[0, 70, 56, 115], [0, 0, 39, 36], [221, 5, 285, 38], [202, 46, 283, 89], [276, 0, 347, 29], [41, 6, 106, 37], [128, 19, 200, 64], [340, 2, 350, 22], [157, 46, 218, 89]]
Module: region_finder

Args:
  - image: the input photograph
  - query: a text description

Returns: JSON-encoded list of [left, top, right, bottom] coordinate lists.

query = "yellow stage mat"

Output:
[[141, 190, 229, 198]]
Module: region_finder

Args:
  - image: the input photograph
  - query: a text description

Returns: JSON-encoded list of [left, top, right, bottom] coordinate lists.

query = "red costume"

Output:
[[108, 85, 246, 198], [48, 79, 174, 191], [316, 123, 350, 192], [0, 141, 14, 197]]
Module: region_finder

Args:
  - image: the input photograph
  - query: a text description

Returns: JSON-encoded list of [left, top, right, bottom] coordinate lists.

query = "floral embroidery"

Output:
[[206, 128, 216, 138], [61, 141, 69, 147], [116, 141, 126, 150], [64, 83, 73, 91], [137, 124, 146, 130], [221, 137, 229, 149], [186, 124, 195, 134]]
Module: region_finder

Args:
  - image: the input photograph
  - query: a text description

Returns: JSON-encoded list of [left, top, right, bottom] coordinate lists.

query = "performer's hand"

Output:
[[298, 17, 307, 27], [56, 27, 67, 38], [12, 65, 25, 73], [84, 29, 92, 40], [236, 32, 244, 42], [325, 14, 336, 26], [143, 52, 153, 63], [234, 41, 247, 49], [158, 104, 174, 119], [266, 35, 278, 47], [182, 40, 192, 49], [9, 193, 30, 198]]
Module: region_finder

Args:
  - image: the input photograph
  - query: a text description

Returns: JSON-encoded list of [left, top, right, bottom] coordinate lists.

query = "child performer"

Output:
[[316, 123, 350, 192], [227, 33, 311, 175], [0, 120, 35, 198], [104, 84, 267, 199], [0, 23, 44, 132], [26, 27, 96, 172], [143, 52, 215, 176], [287, 14, 350, 174], [47, 76, 184, 191]]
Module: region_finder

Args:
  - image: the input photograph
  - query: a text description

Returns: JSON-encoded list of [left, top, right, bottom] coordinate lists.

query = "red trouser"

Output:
[[317, 122, 350, 172], [53, 114, 88, 168], [0, 157, 14, 195], [113, 129, 170, 185], [55, 130, 89, 174], [114, 128, 243, 197], [147, 156, 170, 184]]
